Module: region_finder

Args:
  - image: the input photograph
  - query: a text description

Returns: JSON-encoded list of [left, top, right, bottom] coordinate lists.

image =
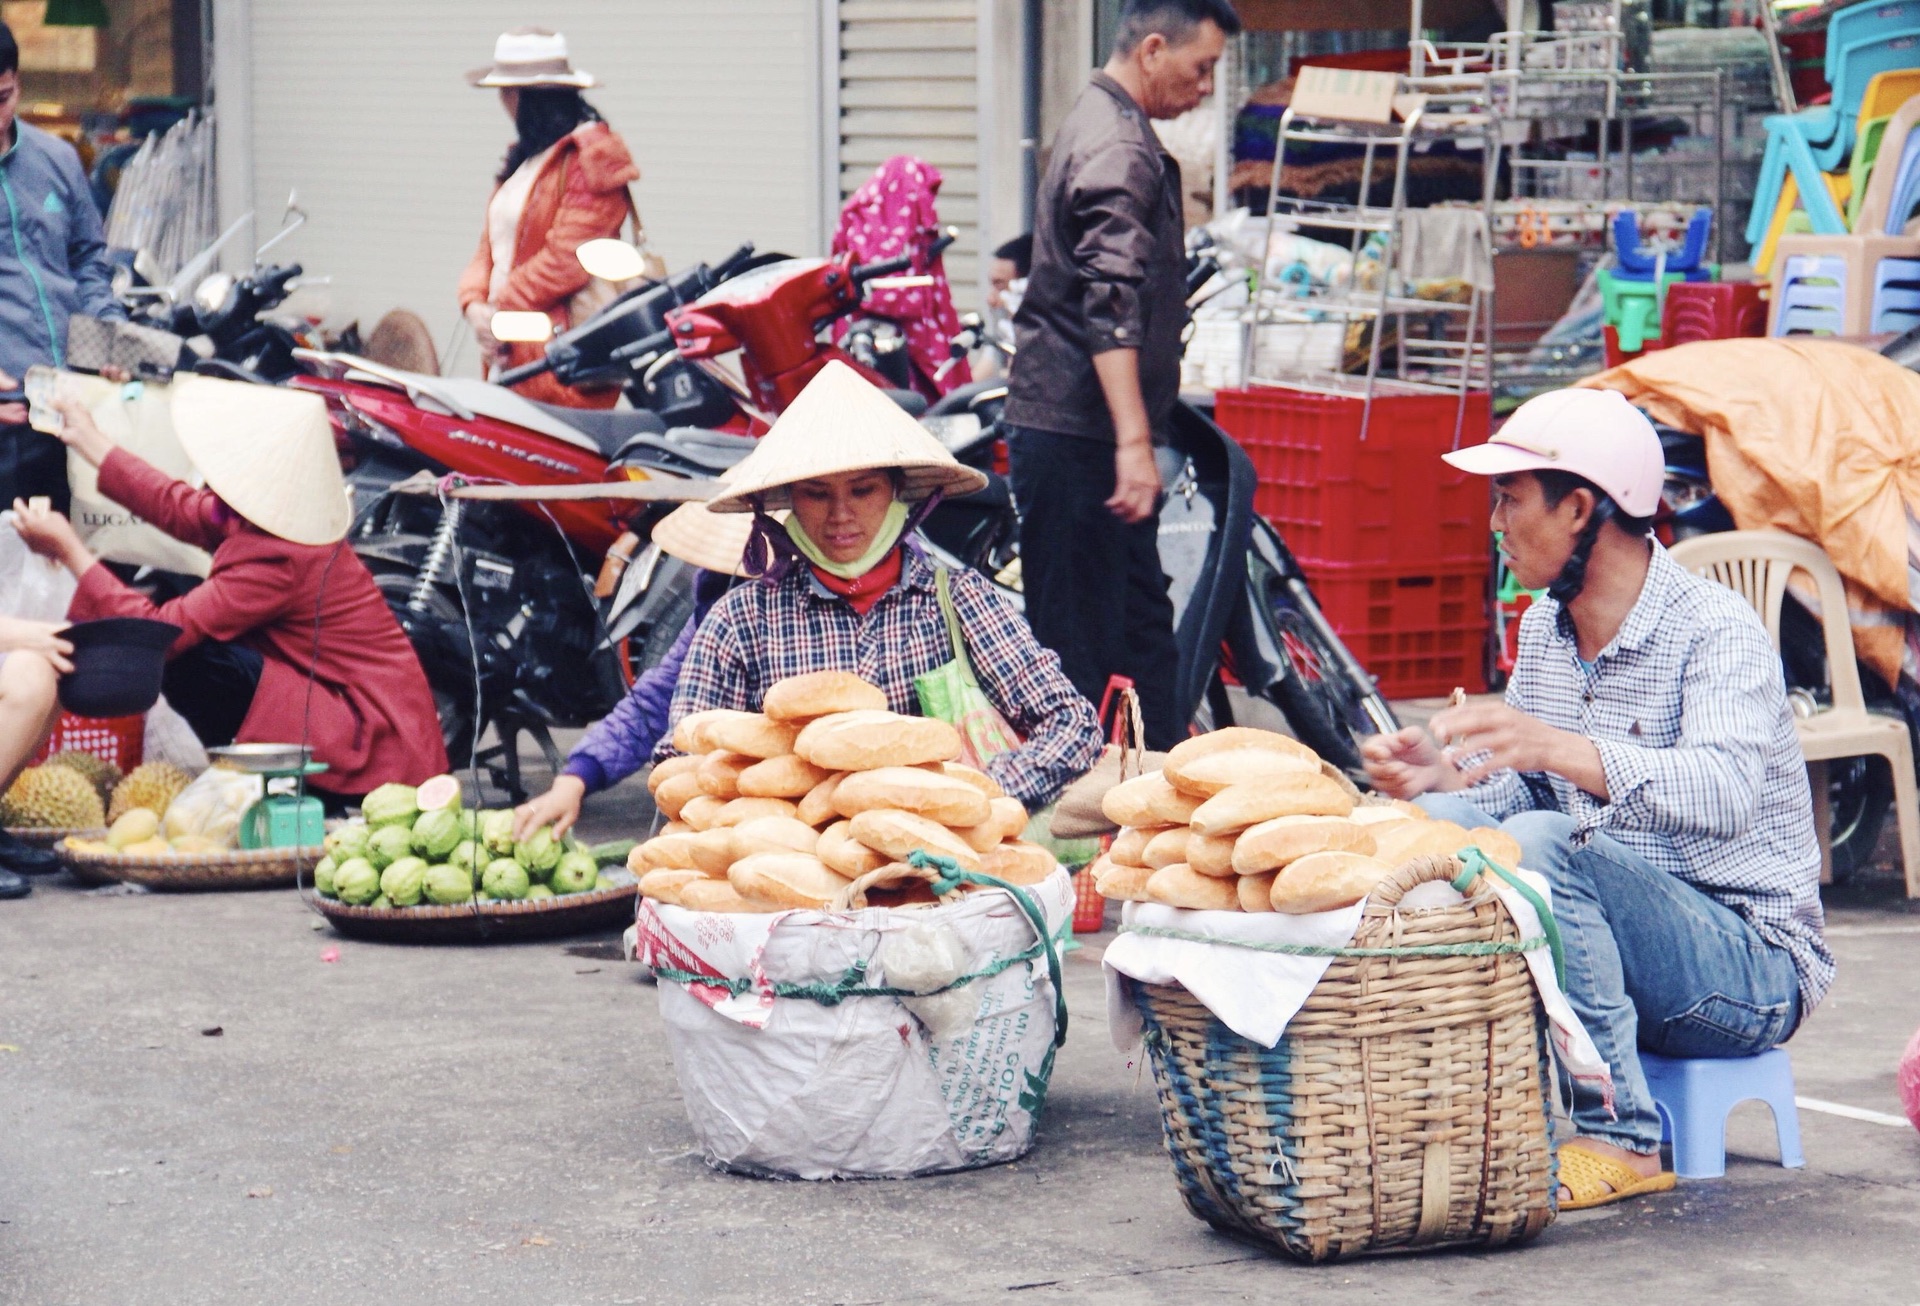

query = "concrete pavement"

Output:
[[2, 766, 1917, 1303]]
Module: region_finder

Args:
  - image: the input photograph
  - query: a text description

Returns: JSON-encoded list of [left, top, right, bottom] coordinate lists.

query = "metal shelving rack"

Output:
[[1241, 77, 1499, 441]]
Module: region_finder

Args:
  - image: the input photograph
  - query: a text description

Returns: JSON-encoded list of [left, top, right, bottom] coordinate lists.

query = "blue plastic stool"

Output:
[[1641, 1049, 1806, 1179]]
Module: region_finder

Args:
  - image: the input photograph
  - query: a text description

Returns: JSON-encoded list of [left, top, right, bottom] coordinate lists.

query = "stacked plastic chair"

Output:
[[1745, 0, 1920, 265], [1599, 209, 1714, 361]]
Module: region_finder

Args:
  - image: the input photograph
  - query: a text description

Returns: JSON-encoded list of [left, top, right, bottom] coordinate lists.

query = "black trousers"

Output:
[[0, 423, 71, 515], [1006, 425, 1184, 750], [162, 642, 264, 749]]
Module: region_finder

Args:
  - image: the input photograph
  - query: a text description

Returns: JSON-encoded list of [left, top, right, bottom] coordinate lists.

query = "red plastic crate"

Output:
[[30, 712, 145, 773], [1304, 560, 1490, 700], [1661, 281, 1768, 346], [1217, 385, 1492, 570]]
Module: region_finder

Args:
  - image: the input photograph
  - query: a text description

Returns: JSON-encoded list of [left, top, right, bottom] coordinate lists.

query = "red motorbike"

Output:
[[289, 241, 942, 796]]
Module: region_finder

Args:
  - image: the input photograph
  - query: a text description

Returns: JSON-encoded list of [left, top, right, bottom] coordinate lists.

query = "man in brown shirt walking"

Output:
[[1004, 0, 1237, 749]]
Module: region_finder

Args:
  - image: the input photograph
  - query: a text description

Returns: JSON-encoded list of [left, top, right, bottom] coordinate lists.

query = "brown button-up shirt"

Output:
[[1005, 73, 1187, 443]]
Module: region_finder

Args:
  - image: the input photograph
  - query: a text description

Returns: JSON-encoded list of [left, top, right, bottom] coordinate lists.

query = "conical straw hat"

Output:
[[706, 360, 988, 514], [171, 377, 352, 546], [649, 468, 781, 577]]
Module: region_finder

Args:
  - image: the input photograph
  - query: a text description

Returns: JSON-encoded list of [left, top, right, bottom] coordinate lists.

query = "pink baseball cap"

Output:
[[1442, 388, 1665, 519]]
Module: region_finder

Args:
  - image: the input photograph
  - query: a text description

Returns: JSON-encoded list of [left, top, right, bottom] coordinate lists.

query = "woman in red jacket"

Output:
[[13, 381, 448, 805], [457, 28, 643, 409]]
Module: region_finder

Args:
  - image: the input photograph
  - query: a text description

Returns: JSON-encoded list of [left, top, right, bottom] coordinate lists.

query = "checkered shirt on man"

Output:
[[659, 545, 1104, 809], [1464, 543, 1834, 1012]]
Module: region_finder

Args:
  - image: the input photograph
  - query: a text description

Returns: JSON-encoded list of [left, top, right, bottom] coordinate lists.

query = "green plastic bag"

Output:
[[913, 566, 1019, 768]]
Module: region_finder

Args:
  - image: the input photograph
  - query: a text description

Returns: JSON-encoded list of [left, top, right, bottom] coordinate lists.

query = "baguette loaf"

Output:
[[671, 708, 738, 755], [817, 819, 890, 878], [1164, 747, 1321, 798], [1108, 824, 1170, 869], [863, 873, 942, 908], [657, 820, 692, 837], [727, 815, 821, 859], [652, 770, 704, 821], [955, 795, 1029, 853], [638, 832, 700, 871], [1100, 771, 1203, 828], [1188, 771, 1355, 836], [676, 794, 727, 831], [1166, 726, 1319, 770], [1465, 827, 1522, 870], [1231, 815, 1377, 874], [1269, 851, 1395, 914], [710, 796, 801, 828], [979, 840, 1057, 886], [704, 712, 801, 760], [679, 878, 766, 913], [696, 750, 754, 799], [1141, 826, 1192, 870], [846, 807, 981, 872], [941, 762, 1004, 799], [1090, 854, 1154, 903], [1371, 819, 1471, 867], [1185, 831, 1239, 878], [761, 670, 889, 722], [688, 827, 738, 876], [832, 766, 992, 828], [795, 710, 963, 770], [795, 772, 848, 827], [1146, 863, 1242, 912], [1349, 804, 1420, 826], [637, 867, 703, 905], [736, 753, 833, 799], [646, 753, 702, 795], [727, 852, 852, 910], [1237, 870, 1279, 913]]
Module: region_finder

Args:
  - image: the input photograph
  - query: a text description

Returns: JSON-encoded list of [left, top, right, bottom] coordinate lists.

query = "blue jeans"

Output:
[[1419, 795, 1802, 1155]]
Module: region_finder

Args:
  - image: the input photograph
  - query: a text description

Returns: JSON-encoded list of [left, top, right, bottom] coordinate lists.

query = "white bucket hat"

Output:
[[171, 377, 352, 546], [467, 28, 599, 89], [1441, 387, 1665, 519], [705, 361, 988, 514]]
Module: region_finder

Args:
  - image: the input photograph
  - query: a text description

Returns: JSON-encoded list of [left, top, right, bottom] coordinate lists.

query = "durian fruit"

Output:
[[0, 765, 107, 829], [109, 762, 194, 823], [45, 750, 122, 808]]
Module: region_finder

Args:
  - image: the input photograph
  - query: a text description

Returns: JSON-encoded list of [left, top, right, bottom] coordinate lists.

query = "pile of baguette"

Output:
[[631, 671, 1052, 913], [1089, 727, 1519, 914]]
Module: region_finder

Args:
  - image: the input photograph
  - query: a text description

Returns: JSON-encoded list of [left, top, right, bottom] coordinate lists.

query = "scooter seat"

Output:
[[610, 426, 761, 473], [528, 401, 669, 459]]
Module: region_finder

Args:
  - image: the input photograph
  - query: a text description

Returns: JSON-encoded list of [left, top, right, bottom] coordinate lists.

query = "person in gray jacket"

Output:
[[0, 21, 124, 513], [1003, 0, 1236, 750]]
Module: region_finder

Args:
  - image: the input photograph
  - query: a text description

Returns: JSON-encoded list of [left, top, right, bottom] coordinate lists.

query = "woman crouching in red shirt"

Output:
[[14, 381, 447, 806]]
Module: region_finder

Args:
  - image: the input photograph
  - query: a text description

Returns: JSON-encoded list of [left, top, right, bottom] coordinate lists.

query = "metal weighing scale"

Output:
[[207, 744, 329, 849]]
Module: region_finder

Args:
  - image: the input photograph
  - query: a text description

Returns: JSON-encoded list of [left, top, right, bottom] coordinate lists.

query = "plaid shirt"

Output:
[[1466, 544, 1833, 1012], [659, 546, 1104, 808]]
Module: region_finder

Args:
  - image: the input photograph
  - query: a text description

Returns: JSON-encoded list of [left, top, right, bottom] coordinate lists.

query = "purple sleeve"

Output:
[[564, 616, 697, 793]]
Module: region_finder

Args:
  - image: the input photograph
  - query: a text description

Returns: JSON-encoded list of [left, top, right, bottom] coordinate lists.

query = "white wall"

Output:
[[235, 0, 822, 370]]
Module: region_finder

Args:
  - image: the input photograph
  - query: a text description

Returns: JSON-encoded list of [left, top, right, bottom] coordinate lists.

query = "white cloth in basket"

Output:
[[1103, 870, 1612, 1104]]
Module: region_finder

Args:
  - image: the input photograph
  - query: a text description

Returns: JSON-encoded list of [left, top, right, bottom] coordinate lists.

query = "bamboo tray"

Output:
[[55, 840, 321, 891], [309, 870, 639, 943]]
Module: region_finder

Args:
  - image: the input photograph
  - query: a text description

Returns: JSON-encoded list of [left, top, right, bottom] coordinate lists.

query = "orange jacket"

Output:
[[458, 121, 640, 408]]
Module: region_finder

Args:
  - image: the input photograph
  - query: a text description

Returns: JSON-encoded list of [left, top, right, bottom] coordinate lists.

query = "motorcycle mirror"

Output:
[[490, 310, 554, 343], [193, 271, 235, 316], [577, 238, 648, 283]]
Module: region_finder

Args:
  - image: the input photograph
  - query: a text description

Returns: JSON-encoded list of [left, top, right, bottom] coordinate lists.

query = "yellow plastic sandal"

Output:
[[1557, 1140, 1677, 1211]]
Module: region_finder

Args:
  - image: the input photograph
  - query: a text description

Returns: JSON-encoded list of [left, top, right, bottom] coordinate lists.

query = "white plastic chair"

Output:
[[1670, 530, 1919, 897]]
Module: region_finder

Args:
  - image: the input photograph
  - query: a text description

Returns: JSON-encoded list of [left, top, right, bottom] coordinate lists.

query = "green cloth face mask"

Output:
[[786, 498, 909, 579]]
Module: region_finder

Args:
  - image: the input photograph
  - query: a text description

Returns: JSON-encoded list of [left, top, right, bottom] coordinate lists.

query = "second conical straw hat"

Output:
[[705, 360, 987, 514], [649, 467, 778, 577], [171, 376, 352, 546]]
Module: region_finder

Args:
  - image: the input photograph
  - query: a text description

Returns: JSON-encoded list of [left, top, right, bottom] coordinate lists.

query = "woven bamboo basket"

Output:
[[1132, 853, 1557, 1262], [55, 840, 321, 891], [310, 870, 639, 944], [8, 825, 106, 850]]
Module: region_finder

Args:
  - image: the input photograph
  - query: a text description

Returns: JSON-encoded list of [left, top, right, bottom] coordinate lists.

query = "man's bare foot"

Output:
[[1556, 1135, 1662, 1203]]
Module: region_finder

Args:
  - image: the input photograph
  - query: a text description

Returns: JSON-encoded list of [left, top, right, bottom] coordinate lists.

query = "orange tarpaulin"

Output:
[[1583, 338, 1920, 686]]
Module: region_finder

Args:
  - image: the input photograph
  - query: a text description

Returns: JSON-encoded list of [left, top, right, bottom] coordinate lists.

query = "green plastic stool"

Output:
[[1848, 115, 1893, 230], [1597, 267, 1687, 353]]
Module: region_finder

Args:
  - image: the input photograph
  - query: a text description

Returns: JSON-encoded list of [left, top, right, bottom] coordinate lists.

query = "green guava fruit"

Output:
[[314, 855, 338, 898], [525, 883, 556, 900], [324, 823, 370, 861], [515, 825, 563, 877], [411, 807, 463, 860], [380, 856, 429, 907], [551, 849, 599, 894], [365, 823, 414, 870], [362, 783, 419, 829], [423, 862, 474, 905], [333, 857, 381, 905], [480, 809, 516, 857], [481, 858, 531, 901]]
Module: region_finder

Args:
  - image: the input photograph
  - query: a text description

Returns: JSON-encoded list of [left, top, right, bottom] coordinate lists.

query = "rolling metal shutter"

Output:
[[834, 0, 982, 306]]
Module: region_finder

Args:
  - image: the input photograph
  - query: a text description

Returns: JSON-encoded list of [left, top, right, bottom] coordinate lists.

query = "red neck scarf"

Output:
[[809, 548, 903, 616]]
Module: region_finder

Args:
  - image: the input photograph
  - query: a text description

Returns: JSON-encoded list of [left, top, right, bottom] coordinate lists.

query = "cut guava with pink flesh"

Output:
[[415, 775, 462, 813]]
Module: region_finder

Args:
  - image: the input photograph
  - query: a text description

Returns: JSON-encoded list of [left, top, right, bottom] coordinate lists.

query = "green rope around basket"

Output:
[[1118, 846, 1567, 989], [648, 850, 1070, 1110]]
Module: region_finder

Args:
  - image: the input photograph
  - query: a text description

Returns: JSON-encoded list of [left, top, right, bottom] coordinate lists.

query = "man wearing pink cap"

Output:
[[1364, 388, 1831, 1211]]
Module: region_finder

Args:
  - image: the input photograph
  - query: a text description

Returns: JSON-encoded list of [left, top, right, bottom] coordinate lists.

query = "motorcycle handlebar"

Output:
[[495, 355, 555, 386], [851, 230, 959, 286], [710, 243, 756, 281], [608, 326, 676, 365]]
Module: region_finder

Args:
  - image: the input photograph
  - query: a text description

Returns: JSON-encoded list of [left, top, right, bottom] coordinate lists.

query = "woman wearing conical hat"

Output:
[[651, 361, 1102, 807], [11, 382, 448, 803]]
